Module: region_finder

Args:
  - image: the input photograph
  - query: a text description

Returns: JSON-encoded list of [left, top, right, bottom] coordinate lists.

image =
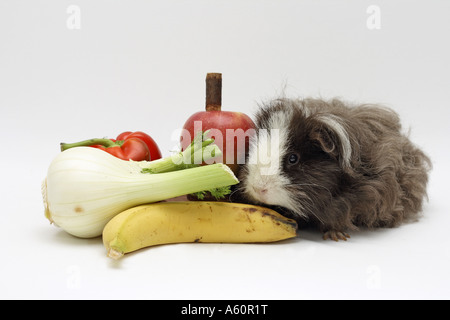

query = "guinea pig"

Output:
[[232, 97, 432, 241]]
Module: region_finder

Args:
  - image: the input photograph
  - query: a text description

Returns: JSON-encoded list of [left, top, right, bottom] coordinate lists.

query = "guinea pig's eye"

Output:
[[287, 153, 300, 165]]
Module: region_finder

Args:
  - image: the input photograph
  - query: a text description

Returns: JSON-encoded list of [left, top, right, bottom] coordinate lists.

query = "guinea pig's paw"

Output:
[[323, 230, 350, 242]]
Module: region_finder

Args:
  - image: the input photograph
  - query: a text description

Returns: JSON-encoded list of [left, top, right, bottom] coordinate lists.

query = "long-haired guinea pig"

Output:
[[232, 98, 431, 241]]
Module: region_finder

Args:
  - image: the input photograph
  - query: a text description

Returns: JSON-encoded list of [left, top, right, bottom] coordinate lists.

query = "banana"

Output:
[[102, 201, 298, 259]]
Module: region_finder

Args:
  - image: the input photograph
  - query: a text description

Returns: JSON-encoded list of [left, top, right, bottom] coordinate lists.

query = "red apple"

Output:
[[180, 73, 256, 174]]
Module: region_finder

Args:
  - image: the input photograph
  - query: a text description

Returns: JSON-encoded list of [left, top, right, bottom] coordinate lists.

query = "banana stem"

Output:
[[107, 248, 124, 260]]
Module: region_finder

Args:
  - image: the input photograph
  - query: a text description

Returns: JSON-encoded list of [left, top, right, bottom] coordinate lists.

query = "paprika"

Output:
[[60, 131, 162, 162]]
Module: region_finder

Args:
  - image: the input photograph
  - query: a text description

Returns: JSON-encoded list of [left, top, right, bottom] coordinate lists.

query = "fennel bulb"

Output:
[[42, 146, 238, 238]]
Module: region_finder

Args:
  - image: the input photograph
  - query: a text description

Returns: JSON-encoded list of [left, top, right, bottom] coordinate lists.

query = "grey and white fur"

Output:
[[232, 98, 431, 241]]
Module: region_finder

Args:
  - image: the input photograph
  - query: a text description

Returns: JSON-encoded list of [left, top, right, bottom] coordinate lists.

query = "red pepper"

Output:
[[60, 131, 162, 162], [116, 131, 162, 161]]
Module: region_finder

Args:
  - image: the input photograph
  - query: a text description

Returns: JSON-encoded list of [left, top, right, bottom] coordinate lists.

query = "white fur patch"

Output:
[[244, 108, 299, 212], [248, 107, 291, 175], [316, 114, 352, 167]]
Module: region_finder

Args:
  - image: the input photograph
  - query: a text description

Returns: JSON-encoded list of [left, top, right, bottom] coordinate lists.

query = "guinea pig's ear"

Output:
[[309, 116, 357, 175], [309, 127, 339, 158]]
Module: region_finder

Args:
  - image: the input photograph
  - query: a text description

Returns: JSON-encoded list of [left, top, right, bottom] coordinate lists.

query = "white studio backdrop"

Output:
[[1, 0, 449, 299]]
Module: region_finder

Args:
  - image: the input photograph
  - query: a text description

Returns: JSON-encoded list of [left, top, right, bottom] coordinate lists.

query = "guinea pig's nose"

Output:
[[259, 188, 268, 194], [252, 186, 268, 198]]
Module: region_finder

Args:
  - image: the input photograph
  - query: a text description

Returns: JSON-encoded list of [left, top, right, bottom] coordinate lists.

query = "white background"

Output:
[[1, 0, 449, 299]]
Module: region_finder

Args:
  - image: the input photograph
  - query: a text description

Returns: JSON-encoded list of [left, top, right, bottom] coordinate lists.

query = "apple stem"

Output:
[[205, 73, 222, 111]]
